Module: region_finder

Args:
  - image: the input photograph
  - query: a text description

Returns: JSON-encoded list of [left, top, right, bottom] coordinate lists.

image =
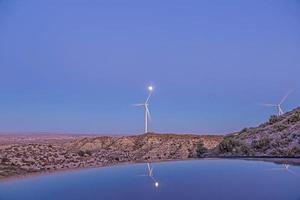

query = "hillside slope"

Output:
[[68, 133, 223, 161], [0, 133, 222, 179], [216, 107, 300, 157]]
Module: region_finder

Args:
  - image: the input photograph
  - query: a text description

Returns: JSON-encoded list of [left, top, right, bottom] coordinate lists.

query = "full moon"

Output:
[[155, 182, 159, 187], [148, 86, 153, 91]]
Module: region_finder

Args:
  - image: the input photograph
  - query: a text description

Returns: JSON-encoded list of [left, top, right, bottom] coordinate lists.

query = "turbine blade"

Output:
[[280, 90, 293, 105], [261, 103, 277, 107], [145, 92, 152, 104], [132, 103, 144, 107]]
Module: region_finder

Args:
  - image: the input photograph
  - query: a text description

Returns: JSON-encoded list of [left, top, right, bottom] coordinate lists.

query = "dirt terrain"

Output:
[[216, 107, 300, 157], [3, 106, 300, 181], [0, 133, 222, 180]]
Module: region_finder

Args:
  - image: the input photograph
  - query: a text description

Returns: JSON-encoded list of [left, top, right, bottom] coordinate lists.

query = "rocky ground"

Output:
[[215, 107, 300, 157], [0, 133, 222, 180], [2, 107, 300, 180]]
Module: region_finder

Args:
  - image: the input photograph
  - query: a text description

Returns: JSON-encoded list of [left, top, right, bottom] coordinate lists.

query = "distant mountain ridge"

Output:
[[216, 107, 300, 157]]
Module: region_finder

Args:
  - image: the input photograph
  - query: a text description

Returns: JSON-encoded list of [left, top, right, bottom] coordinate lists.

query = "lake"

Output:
[[0, 159, 300, 200]]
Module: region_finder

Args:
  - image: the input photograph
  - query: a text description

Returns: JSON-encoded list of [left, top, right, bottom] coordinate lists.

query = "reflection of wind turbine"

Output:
[[262, 91, 292, 116], [268, 164, 299, 177], [147, 163, 159, 187], [133, 86, 154, 133], [137, 163, 159, 187]]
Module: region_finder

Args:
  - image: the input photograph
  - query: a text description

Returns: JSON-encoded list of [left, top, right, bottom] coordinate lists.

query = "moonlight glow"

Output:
[[148, 86, 153, 91]]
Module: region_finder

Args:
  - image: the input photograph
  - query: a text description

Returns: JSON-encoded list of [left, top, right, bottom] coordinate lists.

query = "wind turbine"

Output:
[[133, 86, 154, 133], [262, 91, 292, 116]]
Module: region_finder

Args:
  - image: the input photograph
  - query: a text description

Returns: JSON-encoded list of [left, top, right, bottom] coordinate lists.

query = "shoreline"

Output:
[[1, 157, 300, 183], [0, 158, 200, 183]]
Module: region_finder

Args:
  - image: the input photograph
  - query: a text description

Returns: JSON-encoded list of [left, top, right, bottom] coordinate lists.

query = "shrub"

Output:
[[288, 147, 300, 156], [78, 150, 92, 157], [240, 128, 248, 133], [1, 157, 10, 164], [251, 137, 270, 150], [288, 113, 300, 124], [240, 145, 251, 155], [218, 137, 240, 153], [196, 141, 207, 157], [85, 150, 92, 156], [77, 150, 85, 157], [275, 124, 288, 132], [269, 115, 279, 124]]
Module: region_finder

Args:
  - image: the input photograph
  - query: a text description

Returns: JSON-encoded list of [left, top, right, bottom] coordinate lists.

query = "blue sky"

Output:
[[0, 0, 299, 134]]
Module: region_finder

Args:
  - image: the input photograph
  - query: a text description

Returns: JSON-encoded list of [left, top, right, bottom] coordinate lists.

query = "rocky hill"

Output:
[[216, 107, 300, 157], [0, 133, 222, 179], [68, 133, 222, 161]]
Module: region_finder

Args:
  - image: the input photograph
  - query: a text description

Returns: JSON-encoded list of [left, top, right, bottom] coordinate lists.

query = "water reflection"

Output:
[[147, 163, 159, 187], [138, 163, 159, 187], [268, 164, 300, 177], [1, 160, 300, 200]]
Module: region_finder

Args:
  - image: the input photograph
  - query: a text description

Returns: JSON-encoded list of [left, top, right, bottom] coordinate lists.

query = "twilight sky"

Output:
[[0, 0, 299, 134]]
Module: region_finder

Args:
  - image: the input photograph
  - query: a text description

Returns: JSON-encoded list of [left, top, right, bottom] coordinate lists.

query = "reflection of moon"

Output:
[[155, 182, 159, 187]]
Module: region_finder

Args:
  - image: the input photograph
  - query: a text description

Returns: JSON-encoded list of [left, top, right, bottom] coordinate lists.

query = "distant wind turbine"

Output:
[[133, 86, 154, 133], [262, 91, 293, 116]]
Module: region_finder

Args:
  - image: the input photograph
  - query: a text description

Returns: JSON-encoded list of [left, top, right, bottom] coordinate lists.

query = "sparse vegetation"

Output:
[[218, 137, 241, 153], [288, 112, 300, 124], [85, 150, 92, 156], [77, 150, 85, 157], [0, 133, 223, 179], [1, 157, 10, 164], [269, 115, 279, 124], [275, 124, 288, 132], [77, 150, 92, 157], [240, 128, 248, 133], [216, 107, 300, 157], [196, 141, 207, 157], [251, 137, 270, 151], [1, 107, 300, 180]]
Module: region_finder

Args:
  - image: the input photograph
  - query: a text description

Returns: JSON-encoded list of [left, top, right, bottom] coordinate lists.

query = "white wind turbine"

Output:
[[133, 86, 154, 133], [262, 91, 292, 116]]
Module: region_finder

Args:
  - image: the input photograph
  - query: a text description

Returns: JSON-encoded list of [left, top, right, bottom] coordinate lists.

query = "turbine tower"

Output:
[[133, 86, 154, 133], [262, 91, 292, 116]]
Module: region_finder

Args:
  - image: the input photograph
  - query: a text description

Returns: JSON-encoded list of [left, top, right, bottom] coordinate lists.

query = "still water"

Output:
[[0, 159, 300, 200]]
